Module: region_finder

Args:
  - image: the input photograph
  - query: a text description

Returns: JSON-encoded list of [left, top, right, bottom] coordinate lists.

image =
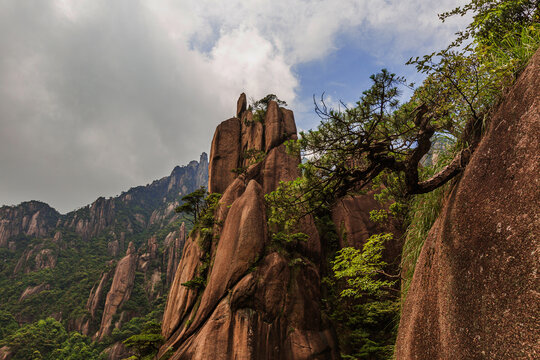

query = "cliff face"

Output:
[[0, 153, 208, 249], [395, 50, 540, 359], [0, 201, 59, 248], [96, 242, 138, 340], [0, 154, 206, 348], [159, 94, 339, 360]]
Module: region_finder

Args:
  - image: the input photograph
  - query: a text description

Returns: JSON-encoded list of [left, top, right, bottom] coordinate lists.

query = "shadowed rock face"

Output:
[[395, 49, 540, 359], [332, 192, 403, 265], [160, 95, 339, 359]]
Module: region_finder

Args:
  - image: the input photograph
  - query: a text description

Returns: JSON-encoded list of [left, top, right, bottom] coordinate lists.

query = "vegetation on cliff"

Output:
[[265, 0, 539, 358]]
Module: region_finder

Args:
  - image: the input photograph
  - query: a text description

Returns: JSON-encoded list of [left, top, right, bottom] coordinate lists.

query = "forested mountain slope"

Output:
[[0, 154, 207, 358]]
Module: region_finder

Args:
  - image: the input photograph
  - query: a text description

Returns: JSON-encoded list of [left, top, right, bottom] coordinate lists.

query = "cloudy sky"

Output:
[[0, 0, 468, 213]]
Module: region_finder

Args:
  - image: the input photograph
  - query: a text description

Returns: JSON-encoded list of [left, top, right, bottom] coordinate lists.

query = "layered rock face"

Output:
[[160, 94, 339, 359], [395, 50, 540, 359], [0, 153, 208, 249], [332, 192, 403, 262], [96, 242, 138, 340], [0, 201, 59, 247]]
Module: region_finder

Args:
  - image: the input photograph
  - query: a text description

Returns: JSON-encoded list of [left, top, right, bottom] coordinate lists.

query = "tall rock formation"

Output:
[[331, 192, 404, 270], [96, 242, 138, 340], [164, 222, 187, 286], [0, 201, 59, 247], [159, 94, 339, 359], [0, 153, 208, 249], [395, 50, 540, 359]]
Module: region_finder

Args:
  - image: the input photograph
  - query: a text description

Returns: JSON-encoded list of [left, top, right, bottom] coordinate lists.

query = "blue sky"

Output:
[[0, 0, 468, 212]]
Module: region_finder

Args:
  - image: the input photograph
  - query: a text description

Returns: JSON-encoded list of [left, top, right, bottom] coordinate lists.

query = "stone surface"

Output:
[[264, 100, 285, 152], [105, 342, 133, 360], [161, 234, 203, 339], [236, 92, 247, 117], [96, 242, 138, 340], [395, 49, 540, 359], [0, 201, 59, 247], [87, 270, 111, 320], [19, 283, 50, 302], [331, 192, 403, 264], [208, 118, 242, 194], [159, 94, 339, 359], [0, 346, 13, 360], [165, 223, 186, 286], [259, 143, 301, 194]]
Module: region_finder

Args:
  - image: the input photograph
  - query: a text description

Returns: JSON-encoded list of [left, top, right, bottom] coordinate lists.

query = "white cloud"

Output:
[[0, 0, 468, 212]]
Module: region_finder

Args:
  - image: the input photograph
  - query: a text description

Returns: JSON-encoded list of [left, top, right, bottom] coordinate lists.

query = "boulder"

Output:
[[395, 49, 540, 359]]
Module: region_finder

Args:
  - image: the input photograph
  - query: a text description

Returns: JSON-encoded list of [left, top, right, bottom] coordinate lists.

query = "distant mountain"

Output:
[[0, 153, 208, 355]]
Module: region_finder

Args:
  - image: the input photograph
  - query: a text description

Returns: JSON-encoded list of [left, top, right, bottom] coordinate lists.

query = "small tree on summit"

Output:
[[175, 187, 207, 225]]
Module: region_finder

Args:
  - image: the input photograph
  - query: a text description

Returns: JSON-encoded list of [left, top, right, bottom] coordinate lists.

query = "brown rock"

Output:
[[281, 108, 297, 139], [161, 234, 203, 339], [185, 180, 268, 337], [96, 242, 137, 340], [259, 143, 300, 194], [34, 248, 56, 270], [19, 283, 50, 302], [264, 100, 284, 152], [236, 92, 247, 117], [0, 346, 13, 360], [147, 236, 158, 259], [165, 223, 186, 286], [160, 95, 339, 359], [105, 342, 133, 360], [208, 118, 242, 194], [87, 271, 111, 320], [395, 49, 540, 359], [331, 192, 403, 263], [0, 201, 59, 247], [240, 113, 264, 167]]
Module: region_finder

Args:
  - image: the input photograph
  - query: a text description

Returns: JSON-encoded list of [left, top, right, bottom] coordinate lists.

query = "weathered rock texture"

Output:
[[332, 192, 403, 264], [96, 242, 138, 340], [160, 95, 339, 359], [19, 283, 50, 302], [165, 223, 187, 286], [395, 49, 540, 359], [0, 201, 59, 247], [0, 153, 207, 248]]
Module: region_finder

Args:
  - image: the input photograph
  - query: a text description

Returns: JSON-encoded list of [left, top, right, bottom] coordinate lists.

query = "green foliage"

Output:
[[175, 187, 207, 225], [123, 320, 164, 360], [330, 299, 399, 360], [369, 209, 388, 224], [0, 310, 18, 341], [1, 317, 68, 360], [51, 332, 103, 360], [439, 0, 539, 48], [249, 94, 287, 123], [265, 178, 312, 248], [333, 234, 396, 298], [232, 148, 267, 176], [181, 276, 206, 290], [400, 144, 457, 301]]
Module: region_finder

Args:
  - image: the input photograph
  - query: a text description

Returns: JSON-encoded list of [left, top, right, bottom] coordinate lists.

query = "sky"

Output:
[[0, 0, 469, 213]]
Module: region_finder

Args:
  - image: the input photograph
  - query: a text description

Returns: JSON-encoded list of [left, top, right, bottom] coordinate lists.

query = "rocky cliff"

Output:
[[159, 94, 339, 359], [0, 153, 207, 251], [0, 154, 206, 355], [395, 49, 540, 359], [0, 201, 60, 248]]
